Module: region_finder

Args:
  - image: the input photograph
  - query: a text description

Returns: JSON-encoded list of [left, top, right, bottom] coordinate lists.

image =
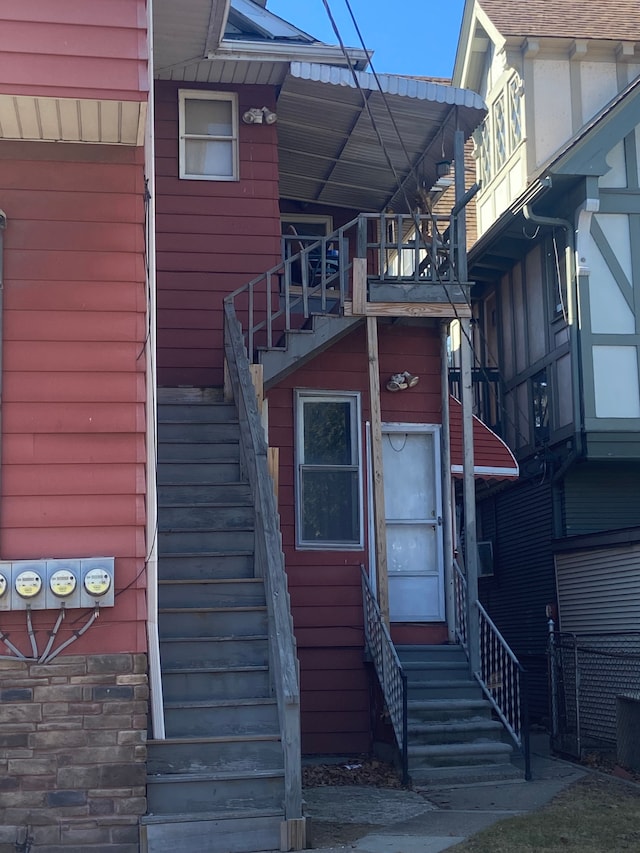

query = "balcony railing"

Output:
[[225, 213, 470, 360]]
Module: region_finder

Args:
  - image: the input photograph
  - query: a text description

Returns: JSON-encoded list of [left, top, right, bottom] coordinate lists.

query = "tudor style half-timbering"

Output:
[[453, 0, 640, 724]]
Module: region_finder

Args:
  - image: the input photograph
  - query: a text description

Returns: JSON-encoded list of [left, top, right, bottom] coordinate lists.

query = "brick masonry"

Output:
[[0, 653, 148, 853]]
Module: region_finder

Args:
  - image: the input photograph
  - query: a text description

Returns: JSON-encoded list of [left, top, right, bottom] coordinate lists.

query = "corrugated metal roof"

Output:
[[289, 62, 486, 110], [278, 63, 486, 212]]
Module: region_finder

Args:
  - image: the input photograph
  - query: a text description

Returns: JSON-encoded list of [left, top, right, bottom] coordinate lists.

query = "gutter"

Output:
[[522, 198, 585, 469], [209, 39, 370, 69]]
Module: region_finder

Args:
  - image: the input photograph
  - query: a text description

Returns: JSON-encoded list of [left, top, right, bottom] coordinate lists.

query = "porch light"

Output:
[[242, 106, 277, 125]]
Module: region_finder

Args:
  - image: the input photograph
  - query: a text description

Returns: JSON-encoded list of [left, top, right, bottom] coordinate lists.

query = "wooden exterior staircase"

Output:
[[141, 388, 303, 853]]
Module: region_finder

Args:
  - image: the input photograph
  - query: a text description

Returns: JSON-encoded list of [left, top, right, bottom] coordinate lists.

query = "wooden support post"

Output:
[[461, 316, 479, 673], [352, 257, 367, 315], [223, 358, 233, 402], [249, 363, 264, 414], [268, 446, 279, 502], [280, 817, 306, 852], [367, 316, 389, 625]]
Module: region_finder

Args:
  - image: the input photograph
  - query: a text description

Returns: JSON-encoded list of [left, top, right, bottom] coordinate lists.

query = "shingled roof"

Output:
[[477, 0, 640, 41]]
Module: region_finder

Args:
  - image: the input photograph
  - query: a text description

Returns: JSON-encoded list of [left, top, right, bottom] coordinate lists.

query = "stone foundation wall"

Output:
[[0, 653, 148, 852]]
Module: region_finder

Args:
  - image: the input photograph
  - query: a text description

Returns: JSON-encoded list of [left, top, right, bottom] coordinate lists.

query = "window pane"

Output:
[[532, 369, 549, 444], [185, 139, 233, 176], [185, 98, 232, 136], [301, 470, 359, 543], [303, 401, 352, 465]]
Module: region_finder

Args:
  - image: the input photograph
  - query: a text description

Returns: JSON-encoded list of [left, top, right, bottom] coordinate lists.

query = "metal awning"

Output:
[[448, 396, 519, 480], [277, 63, 486, 212]]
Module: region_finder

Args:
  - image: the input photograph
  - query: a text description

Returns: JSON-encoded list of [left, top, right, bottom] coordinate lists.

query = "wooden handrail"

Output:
[[223, 301, 302, 820]]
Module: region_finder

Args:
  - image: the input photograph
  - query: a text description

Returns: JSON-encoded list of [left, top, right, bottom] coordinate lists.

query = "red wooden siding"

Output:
[[0, 0, 148, 101], [155, 81, 282, 387], [268, 322, 442, 753], [0, 140, 147, 655]]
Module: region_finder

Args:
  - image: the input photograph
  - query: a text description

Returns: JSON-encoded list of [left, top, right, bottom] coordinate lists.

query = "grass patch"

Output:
[[450, 776, 640, 853]]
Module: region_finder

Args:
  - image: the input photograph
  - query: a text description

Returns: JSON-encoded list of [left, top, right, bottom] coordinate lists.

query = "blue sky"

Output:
[[267, 0, 466, 78]]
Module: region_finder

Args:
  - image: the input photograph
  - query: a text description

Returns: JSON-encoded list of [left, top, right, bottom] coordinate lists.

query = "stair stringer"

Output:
[[261, 315, 362, 389]]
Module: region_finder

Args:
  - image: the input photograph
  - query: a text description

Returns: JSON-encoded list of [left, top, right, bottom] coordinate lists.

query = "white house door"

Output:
[[382, 425, 444, 622]]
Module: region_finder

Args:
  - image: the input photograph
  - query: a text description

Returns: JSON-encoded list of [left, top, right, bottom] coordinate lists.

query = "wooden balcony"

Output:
[[345, 213, 472, 319]]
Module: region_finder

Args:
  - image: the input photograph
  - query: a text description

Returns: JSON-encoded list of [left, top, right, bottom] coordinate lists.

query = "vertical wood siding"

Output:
[[478, 478, 555, 722], [0, 0, 148, 101], [0, 140, 147, 655], [155, 81, 281, 387], [268, 322, 442, 753], [563, 462, 640, 535]]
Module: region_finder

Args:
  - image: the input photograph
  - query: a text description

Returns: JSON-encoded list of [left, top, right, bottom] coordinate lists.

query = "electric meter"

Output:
[[49, 569, 77, 598], [15, 570, 43, 599], [0, 573, 7, 598], [83, 568, 111, 597]]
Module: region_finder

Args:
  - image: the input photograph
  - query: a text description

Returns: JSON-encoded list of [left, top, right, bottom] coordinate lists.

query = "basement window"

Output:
[[178, 90, 238, 181], [295, 391, 363, 549]]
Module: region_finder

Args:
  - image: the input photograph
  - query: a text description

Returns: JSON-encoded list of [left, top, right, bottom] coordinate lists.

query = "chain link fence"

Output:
[[549, 631, 640, 759]]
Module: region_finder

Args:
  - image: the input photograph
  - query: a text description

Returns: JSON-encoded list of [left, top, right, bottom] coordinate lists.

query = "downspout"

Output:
[[144, 0, 165, 739]]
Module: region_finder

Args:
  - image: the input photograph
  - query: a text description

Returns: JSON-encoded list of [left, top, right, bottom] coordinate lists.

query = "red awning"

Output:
[[448, 395, 518, 481]]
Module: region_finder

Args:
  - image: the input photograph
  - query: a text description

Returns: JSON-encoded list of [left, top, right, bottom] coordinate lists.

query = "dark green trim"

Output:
[[599, 190, 640, 214], [624, 128, 639, 191], [585, 431, 640, 456], [553, 525, 640, 554]]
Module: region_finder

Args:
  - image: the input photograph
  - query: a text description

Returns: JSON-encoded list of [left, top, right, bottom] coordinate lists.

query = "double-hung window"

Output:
[[295, 391, 362, 549], [178, 90, 238, 180]]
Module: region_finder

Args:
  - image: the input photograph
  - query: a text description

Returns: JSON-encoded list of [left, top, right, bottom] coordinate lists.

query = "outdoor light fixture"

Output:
[[436, 159, 451, 179], [386, 371, 420, 392], [242, 106, 278, 125]]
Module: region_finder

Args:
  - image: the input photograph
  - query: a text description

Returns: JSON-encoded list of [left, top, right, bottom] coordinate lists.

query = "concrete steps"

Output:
[[396, 645, 521, 785], [144, 396, 287, 853]]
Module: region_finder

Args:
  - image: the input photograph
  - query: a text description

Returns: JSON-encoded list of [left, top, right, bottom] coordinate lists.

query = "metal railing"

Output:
[[549, 627, 640, 759], [223, 301, 302, 821], [454, 559, 531, 779], [361, 567, 409, 784]]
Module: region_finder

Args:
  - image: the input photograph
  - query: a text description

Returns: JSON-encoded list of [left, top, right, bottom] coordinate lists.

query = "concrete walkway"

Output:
[[291, 734, 586, 853]]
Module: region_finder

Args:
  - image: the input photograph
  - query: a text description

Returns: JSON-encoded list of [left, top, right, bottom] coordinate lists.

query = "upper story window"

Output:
[[178, 90, 238, 181], [295, 391, 363, 550], [476, 73, 523, 187]]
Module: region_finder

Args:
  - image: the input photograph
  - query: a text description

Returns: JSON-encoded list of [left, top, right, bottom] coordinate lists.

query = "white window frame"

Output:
[[295, 390, 363, 550], [178, 90, 239, 181], [476, 72, 524, 188]]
